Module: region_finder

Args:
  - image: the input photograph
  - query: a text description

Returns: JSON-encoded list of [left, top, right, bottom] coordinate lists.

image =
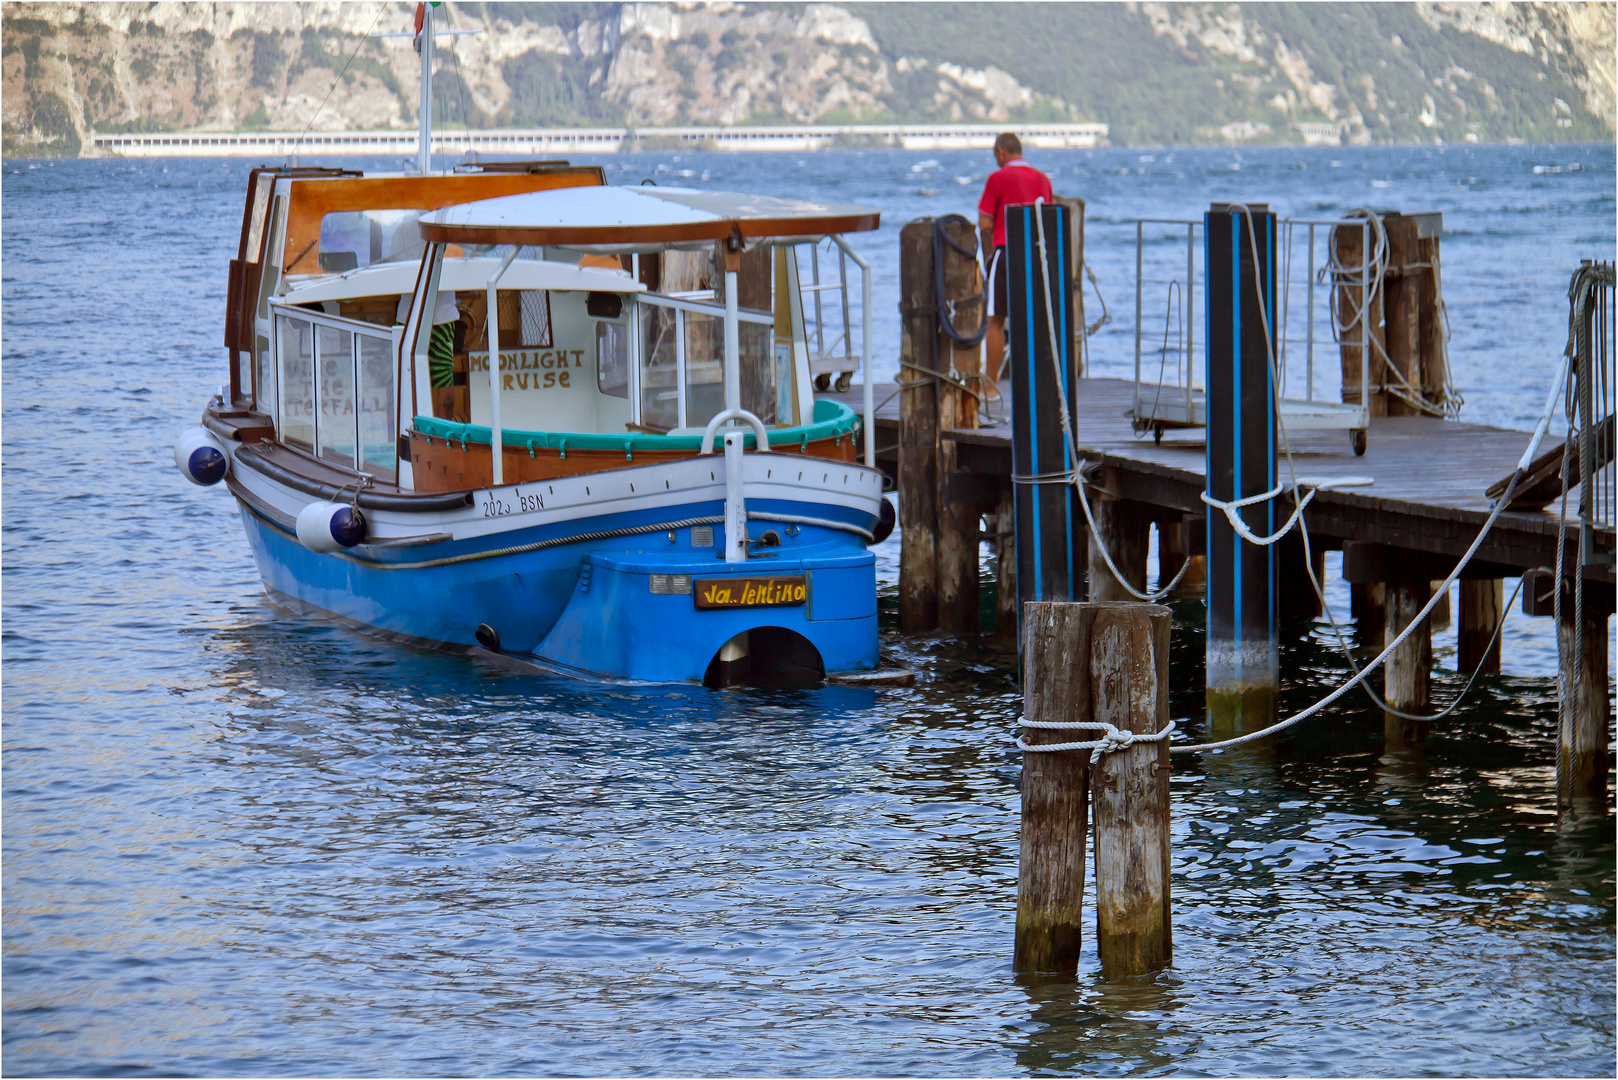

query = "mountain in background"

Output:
[[3, 1, 1612, 156]]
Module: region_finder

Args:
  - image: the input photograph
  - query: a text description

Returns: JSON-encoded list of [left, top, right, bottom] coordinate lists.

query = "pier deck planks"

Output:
[[832, 377, 1613, 580]]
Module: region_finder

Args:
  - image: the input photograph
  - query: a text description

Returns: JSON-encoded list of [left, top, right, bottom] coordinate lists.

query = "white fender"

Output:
[[295, 501, 367, 552], [174, 427, 230, 486]]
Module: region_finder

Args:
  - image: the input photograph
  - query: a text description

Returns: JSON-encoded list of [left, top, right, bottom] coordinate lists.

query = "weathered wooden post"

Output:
[[1382, 212, 1423, 417], [1383, 578, 1433, 748], [1016, 601, 1172, 978], [1015, 602, 1092, 974], [1334, 220, 1387, 417], [1007, 201, 1083, 623], [935, 217, 985, 635], [1457, 579, 1504, 674], [898, 221, 940, 632], [994, 484, 1018, 642], [1086, 483, 1150, 602], [1089, 603, 1173, 978], [1413, 212, 1448, 410], [1557, 596, 1613, 812], [1205, 203, 1279, 731], [1277, 530, 1325, 621]]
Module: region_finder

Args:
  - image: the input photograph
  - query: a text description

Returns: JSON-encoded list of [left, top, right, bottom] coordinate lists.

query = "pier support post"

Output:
[[1204, 203, 1279, 731], [936, 218, 984, 635], [1008, 202, 1082, 627], [1087, 491, 1149, 602], [1457, 579, 1504, 675], [898, 221, 940, 631], [1333, 221, 1387, 416], [1156, 516, 1205, 598], [1016, 602, 1092, 974], [1383, 580, 1433, 749], [1557, 594, 1613, 813], [1277, 530, 1325, 622], [994, 485, 1018, 642], [1089, 603, 1173, 978]]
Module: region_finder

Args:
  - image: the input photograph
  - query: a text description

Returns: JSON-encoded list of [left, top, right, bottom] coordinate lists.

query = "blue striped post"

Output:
[[1204, 203, 1279, 731], [1007, 202, 1080, 640]]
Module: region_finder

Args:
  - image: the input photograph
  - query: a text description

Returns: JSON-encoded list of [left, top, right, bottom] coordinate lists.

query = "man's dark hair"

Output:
[[994, 132, 1022, 157]]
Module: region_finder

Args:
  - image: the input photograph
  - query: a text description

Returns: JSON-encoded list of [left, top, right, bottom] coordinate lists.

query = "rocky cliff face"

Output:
[[3, 1, 1611, 156]]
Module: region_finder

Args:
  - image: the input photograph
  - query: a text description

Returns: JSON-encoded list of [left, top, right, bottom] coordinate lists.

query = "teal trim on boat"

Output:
[[411, 398, 860, 453]]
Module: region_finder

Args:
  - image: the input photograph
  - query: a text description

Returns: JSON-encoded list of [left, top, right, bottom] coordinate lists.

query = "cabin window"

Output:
[[639, 306, 679, 430], [273, 306, 397, 479], [318, 209, 427, 273], [519, 290, 552, 347], [276, 314, 315, 450], [597, 321, 629, 399], [316, 325, 356, 468], [637, 296, 777, 430], [357, 334, 397, 481]]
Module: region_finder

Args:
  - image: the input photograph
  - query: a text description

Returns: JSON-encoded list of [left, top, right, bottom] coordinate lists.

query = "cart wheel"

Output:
[[1350, 429, 1367, 457], [814, 374, 831, 391], [834, 372, 852, 393]]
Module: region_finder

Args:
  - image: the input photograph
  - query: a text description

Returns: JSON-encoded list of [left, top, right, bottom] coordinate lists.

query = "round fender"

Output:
[[174, 427, 230, 486], [871, 495, 897, 545], [295, 501, 368, 553]]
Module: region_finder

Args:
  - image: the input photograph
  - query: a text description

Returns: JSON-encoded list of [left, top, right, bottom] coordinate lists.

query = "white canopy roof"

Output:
[[281, 256, 642, 303], [418, 185, 880, 248]]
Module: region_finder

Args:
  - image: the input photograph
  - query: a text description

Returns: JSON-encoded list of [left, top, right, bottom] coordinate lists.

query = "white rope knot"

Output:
[[1016, 718, 1177, 763]]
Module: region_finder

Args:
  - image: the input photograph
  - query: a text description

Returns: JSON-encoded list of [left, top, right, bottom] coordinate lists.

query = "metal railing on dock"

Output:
[[1129, 215, 1373, 446]]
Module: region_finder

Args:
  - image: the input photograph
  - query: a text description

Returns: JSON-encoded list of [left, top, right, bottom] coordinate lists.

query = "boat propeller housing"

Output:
[[295, 501, 368, 552], [174, 427, 230, 487]]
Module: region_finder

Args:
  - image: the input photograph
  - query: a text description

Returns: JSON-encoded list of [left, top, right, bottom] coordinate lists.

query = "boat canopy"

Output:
[[417, 186, 880, 249], [281, 256, 642, 304]]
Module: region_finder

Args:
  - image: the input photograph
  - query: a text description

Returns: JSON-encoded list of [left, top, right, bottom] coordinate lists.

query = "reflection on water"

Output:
[[3, 147, 1614, 1075]]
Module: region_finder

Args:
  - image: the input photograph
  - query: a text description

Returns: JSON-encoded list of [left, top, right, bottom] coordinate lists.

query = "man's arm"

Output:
[[978, 211, 993, 260]]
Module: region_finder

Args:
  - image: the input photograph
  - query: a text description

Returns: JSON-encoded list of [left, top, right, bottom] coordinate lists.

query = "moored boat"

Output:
[[182, 176, 893, 686]]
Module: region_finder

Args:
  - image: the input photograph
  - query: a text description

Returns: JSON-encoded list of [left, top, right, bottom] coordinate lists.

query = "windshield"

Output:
[[318, 209, 427, 273]]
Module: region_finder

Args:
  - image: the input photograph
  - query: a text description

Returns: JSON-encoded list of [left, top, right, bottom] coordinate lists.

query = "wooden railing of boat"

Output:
[[405, 424, 860, 492]]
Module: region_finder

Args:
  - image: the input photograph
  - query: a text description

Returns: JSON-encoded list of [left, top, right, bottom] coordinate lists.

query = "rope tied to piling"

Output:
[[1017, 718, 1177, 762]]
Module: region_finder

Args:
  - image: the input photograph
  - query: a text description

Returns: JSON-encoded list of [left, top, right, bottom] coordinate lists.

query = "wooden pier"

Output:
[[830, 376, 1615, 792]]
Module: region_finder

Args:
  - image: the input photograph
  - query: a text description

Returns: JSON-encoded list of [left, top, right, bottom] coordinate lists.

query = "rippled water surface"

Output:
[[4, 144, 1614, 1076]]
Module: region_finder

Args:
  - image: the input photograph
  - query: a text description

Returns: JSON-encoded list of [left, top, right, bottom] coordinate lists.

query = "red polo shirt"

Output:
[[978, 159, 1054, 248]]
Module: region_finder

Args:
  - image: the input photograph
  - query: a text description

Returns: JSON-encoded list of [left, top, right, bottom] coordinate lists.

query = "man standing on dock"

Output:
[[978, 132, 1053, 387]]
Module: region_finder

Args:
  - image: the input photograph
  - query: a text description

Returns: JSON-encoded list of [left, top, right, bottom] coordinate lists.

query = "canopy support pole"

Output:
[[831, 234, 874, 468], [723, 248, 742, 418], [486, 244, 520, 486]]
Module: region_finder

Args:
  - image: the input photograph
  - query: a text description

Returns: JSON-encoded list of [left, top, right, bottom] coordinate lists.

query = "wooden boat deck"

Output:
[[830, 377, 1614, 579]]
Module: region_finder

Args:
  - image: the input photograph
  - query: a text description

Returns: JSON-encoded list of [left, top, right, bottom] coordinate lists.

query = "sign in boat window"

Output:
[[276, 314, 314, 450]]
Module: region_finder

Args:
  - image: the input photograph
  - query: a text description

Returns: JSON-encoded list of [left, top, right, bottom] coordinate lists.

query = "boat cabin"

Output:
[[214, 183, 879, 496]]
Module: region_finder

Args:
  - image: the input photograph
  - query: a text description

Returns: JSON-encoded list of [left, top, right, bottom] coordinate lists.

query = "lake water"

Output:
[[3, 143, 1614, 1076]]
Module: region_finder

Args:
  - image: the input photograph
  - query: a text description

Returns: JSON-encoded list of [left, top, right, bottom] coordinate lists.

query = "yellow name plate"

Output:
[[693, 575, 808, 609]]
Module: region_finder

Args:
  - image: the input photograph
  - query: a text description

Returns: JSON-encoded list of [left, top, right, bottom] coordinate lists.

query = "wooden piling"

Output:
[[1334, 223, 1388, 416], [1007, 203, 1083, 618], [1017, 601, 1172, 977], [1383, 581, 1432, 748], [1277, 530, 1325, 621], [1415, 218, 1447, 408], [1087, 491, 1149, 602], [1457, 579, 1504, 675], [898, 221, 940, 632], [1382, 213, 1423, 418], [1089, 603, 1173, 979], [1557, 600, 1613, 812], [1015, 602, 1092, 975], [1205, 203, 1279, 730], [994, 485, 1018, 642], [936, 217, 985, 635]]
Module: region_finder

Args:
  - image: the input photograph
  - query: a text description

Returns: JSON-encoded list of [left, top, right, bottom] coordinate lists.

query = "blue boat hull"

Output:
[[237, 497, 878, 682]]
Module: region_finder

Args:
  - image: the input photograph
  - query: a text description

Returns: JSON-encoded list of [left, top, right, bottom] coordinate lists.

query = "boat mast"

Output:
[[415, 2, 434, 174]]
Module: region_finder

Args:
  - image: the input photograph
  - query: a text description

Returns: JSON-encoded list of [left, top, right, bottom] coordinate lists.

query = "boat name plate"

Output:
[[693, 575, 807, 609]]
